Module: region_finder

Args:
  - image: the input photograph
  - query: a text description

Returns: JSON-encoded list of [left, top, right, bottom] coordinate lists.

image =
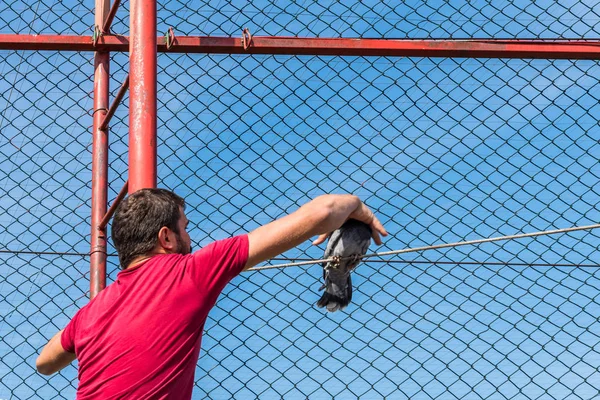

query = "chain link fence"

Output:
[[0, 49, 94, 398], [2, 1, 600, 399], [4, 1, 599, 38]]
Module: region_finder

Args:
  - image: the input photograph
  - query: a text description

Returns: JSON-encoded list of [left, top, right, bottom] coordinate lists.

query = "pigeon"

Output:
[[317, 219, 372, 312]]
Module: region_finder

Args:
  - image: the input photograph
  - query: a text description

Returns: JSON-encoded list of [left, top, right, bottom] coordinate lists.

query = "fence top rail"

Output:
[[1, 34, 600, 59]]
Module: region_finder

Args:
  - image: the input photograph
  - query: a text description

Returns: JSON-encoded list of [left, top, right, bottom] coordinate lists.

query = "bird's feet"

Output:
[[328, 255, 342, 269], [348, 254, 361, 270]]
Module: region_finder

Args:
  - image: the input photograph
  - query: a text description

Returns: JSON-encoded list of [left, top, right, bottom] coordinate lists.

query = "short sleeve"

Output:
[[60, 308, 82, 354], [188, 234, 249, 300]]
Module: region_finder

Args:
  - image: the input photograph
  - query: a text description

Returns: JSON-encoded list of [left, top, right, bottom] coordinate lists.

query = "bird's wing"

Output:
[[322, 228, 344, 279], [323, 228, 344, 258]]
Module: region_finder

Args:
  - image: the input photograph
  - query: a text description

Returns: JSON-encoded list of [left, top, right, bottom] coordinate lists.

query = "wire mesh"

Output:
[[105, 53, 600, 399], [0, 50, 94, 399], [0, 1, 92, 35], [122, 0, 600, 38], [2, 0, 600, 399]]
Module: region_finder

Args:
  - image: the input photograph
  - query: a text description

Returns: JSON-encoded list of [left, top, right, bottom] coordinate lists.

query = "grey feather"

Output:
[[316, 219, 371, 312]]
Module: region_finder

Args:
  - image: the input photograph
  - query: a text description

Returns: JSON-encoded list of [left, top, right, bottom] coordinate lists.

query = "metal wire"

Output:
[[248, 223, 600, 271]]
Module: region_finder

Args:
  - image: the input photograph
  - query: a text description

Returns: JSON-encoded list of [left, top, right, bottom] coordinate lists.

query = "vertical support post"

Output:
[[129, 0, 157, 193], [90, 0, 111, 299]]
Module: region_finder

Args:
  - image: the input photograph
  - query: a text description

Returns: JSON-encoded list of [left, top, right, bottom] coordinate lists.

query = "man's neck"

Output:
[[125, 254, 155, 270], [125, 246, 172, 270]]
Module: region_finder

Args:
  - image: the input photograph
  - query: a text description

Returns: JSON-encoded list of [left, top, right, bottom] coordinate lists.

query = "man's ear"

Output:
[[157, 226, 177, 252]]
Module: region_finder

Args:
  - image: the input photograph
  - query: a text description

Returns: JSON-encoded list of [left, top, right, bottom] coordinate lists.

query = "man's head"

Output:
[[112, 188, 192, 269]]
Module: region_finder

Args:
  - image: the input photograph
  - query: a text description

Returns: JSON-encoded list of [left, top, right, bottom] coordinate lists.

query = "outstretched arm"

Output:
[[36, 329, 76, 375], [244, 194, 387, 270]]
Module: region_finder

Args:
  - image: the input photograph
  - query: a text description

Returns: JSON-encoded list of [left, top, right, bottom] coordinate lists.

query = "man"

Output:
[[36, 188, 387, 398]]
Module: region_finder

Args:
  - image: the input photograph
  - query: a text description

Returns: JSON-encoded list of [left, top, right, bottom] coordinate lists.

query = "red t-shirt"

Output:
[[61, 235, 249, 399]]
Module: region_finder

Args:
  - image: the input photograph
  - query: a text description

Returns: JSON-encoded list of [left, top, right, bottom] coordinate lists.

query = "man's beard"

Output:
[[176, 234, 192, 255]]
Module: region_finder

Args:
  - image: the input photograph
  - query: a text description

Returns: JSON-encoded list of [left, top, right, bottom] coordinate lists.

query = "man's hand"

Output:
[[36, 329, 76, 375], [244, 194, 387, 270], [312, 200, 387, 246]]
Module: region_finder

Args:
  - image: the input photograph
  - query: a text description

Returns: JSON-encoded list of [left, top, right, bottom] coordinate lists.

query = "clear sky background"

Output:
[[1, 1, 600, 399]]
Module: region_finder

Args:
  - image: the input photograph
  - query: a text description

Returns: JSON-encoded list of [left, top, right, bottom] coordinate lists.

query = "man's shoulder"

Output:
[[194, 235, 248, 255]]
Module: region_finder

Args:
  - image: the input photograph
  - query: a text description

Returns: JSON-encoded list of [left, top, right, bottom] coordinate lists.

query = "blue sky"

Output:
[[2, 1, 600, 399]]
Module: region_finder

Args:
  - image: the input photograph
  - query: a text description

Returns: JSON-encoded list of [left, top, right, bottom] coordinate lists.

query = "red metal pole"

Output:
[[129, 0, 157, 193], [90, 0, 111, 299]]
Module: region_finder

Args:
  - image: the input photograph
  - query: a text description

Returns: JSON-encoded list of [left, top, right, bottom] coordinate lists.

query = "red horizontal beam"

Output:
[[0, 34, 599, 59]]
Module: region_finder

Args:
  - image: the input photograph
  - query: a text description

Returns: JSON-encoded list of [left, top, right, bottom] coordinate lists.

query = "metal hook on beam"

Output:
[[242, 27, 252, 50], [165, 27, 175, 50]]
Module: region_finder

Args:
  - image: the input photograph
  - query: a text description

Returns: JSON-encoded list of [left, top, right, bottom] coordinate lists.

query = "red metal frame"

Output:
[[99, 180, 129, 230], [1, 35, 600, 59], [99, 75, 129, 131], [2, 27, 599, 297], [102, 0, 121, 33], [128, 0, 157, 193], [90, 0, 110, 299]]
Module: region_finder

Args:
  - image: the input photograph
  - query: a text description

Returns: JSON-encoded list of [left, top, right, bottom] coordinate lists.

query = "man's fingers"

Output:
[[370, 216, 388, 245], [312, 233, 330, 246], [313, 210, 388, 247], [371, 229, 382, 246]]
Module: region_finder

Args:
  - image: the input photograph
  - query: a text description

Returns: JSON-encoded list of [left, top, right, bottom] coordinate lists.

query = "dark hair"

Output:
[[112, 188, 185, 269]]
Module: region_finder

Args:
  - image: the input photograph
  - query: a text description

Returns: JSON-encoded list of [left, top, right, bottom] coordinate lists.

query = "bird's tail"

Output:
[[316, 276, 352, 312]]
